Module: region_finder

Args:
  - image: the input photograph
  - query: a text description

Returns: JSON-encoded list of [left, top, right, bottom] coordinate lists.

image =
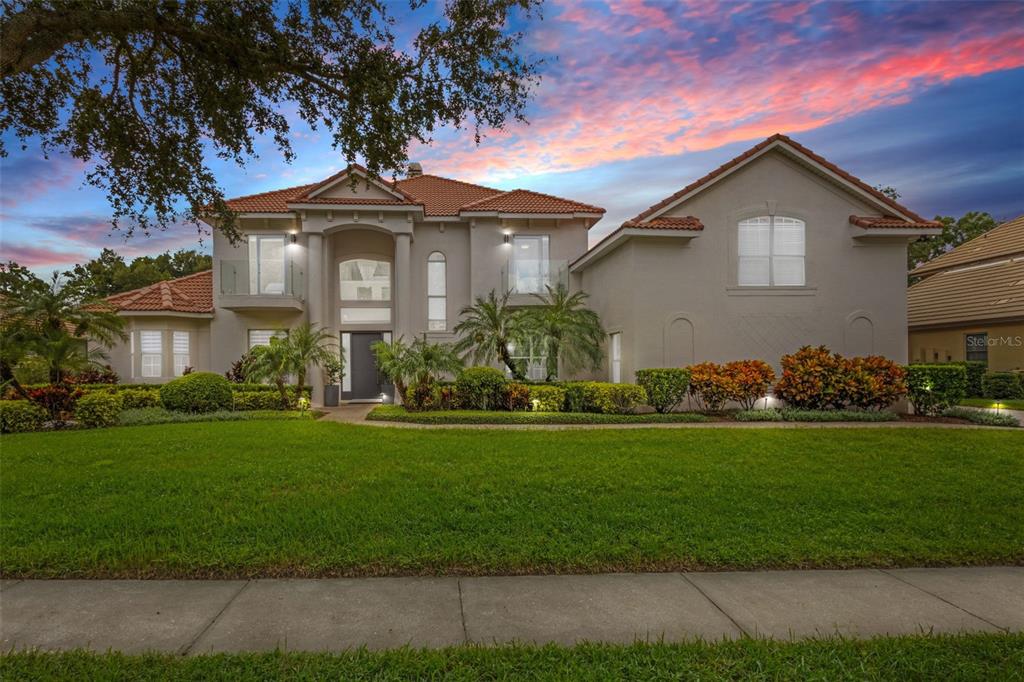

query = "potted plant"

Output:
[[323, 354, 344, 407]]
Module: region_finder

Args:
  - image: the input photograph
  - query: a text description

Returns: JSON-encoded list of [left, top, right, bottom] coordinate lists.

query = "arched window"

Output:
[[427, 251, 446, 331], [339, 258, 391, 301], [738, 216, 805, 286]]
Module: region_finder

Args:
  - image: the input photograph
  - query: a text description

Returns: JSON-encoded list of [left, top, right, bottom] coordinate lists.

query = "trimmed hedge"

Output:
[[959, 361, 988, 398], [367, 406, 708, 424], [117, 388, 162, 410], [528, 384, 566, 412], [0, 400, 48, 433], [455, 367, 507, 410], [74, 392, 123, 429], [118, 408, 315, 427], [635, 368, 690, 413], [233, 391, 291, 411], [503, 382, 531, 411], [906, 364, 967, 416], [982, 372, 1023, 400], [160, 372, 234, 413]]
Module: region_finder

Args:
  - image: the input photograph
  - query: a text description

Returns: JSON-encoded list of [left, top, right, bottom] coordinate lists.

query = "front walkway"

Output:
[[2, 567, 1020, 653]]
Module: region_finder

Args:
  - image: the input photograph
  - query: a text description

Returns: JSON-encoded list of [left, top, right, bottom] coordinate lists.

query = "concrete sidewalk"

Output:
[[1, 568, 1020, 654]]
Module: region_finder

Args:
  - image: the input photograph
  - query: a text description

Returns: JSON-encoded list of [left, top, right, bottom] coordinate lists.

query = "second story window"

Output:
[[339, 259, 391, 301], [249, 235, 287, 294], [511, 235, 550, 294], [738, 216, 805, 286], [427, 251, 446, 331]]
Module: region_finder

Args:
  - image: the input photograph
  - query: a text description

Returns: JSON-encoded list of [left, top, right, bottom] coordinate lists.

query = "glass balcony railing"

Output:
[[220, 260, 304, 297], [501, 259, 569, 297]]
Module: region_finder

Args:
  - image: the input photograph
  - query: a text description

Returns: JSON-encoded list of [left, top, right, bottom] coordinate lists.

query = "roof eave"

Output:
[[570, 227, 700, 272], [459, 210, 604, 219]]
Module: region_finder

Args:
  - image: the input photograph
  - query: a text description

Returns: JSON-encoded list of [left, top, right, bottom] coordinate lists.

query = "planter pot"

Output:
[[324, 385, 340, 407]]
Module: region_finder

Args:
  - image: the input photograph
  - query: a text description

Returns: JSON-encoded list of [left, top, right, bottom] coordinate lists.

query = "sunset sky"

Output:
[[2, 0, 1023, 276]]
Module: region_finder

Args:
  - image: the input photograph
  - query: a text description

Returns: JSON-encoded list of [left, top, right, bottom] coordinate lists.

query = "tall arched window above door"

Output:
[[427, 251, 446, 331]]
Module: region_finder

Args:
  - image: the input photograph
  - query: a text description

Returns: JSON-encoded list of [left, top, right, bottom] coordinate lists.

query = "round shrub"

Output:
[[723, 360, 776, 411], [528, 384, 566, 412], [405, 380, 440, 412], [906, 364, 967, 416], [636, 368, 690, 413], [75, 392, 123, 428], [455, 367, 507, 410], [160, 372, 233, 413], [0, 400, 48, 433], [982, 372, 1023, 400], [843, 356, 907, 410], [687, 362, 733, 413], [773, 346, 846, 410], [576, 381, 647, 414]]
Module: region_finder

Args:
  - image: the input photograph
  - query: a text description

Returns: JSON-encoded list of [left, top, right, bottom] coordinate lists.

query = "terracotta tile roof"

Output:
[[224, 170, 603, 218], [105, 270, 213, 314], [911, 215, 1024, 277], [393, 174, 502, 216], [632, 133, 930, 224], [849, 215, 942, 229], [459, 188, 605, 215], [293, 164, 423, 204], [908, 256, 1024, 328], [223, 183, 318, 213], [622, 216, 704, 230]]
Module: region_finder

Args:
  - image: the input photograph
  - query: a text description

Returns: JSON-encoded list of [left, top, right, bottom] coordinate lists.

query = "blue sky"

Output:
[[2, 0, 1022, 276]]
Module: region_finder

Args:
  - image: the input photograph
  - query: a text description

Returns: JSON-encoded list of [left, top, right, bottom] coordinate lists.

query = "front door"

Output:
[[347, 332, 385, 401]]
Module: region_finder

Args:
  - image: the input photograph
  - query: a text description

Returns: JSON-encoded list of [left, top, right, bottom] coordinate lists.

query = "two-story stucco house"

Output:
[[101, 163, 604, 401], [101, 134, 942, 403]]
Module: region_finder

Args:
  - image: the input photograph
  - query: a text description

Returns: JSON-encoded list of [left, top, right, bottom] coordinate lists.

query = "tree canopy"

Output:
[[0, 0, 542, 241], [63, 248, 212, 298], [909, 211, 1000, 274]]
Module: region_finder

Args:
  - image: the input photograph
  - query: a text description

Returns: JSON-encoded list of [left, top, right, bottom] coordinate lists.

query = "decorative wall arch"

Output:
[[844, 310, 874, 356], [663, 313, 696, 366]]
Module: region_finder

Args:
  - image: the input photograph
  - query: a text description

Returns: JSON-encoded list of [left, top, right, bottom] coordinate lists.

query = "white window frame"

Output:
[[140, 330, 162, 378], [610, 332, 622, 383], [248, 329, 283, 349], [508, 337, 547, 381], [173, 331, 190, 376], [339, 258, 392, 302], [248, 234, 288, 295], [427, 251, 446, 331], [738, 215, 805, 287]]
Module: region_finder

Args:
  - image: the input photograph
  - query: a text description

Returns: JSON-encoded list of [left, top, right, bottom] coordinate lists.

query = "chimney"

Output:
[[406, 162, 423, 178]]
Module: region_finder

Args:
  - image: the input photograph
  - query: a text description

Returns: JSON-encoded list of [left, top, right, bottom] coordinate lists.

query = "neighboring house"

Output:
[[102, 164, 604, 398], [907, 215, 1024, 370], [101, 133, 943, 401], [570, 134, 942, 382]]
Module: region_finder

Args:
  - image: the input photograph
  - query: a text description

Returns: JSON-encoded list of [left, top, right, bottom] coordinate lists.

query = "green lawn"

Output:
[[368, 405, 709, 423], [3, 635, 1022, 681], [961, 398, 1024, 410], [1, 421, 1022, 578]]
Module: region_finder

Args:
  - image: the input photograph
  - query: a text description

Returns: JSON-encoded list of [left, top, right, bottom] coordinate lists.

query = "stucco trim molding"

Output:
[[844, 310, 875, 355], [662, 313, 697, 367], [570, 228, 699, 272], [725, 286, 818, 297]]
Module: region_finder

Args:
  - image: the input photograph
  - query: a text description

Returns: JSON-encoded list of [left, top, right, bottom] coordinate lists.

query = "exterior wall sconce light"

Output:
[[503, 233, 511, 244], [289, 234, 298, 244]]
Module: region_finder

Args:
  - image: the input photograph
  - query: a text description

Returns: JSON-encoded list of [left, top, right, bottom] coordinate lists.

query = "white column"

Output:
[[395, 232, 412, 339], [306, 232, 325, 406]]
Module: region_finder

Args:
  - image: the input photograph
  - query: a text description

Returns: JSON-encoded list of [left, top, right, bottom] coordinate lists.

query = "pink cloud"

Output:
[[413, 14, 1024, 182], [0, 243, 91, 268]]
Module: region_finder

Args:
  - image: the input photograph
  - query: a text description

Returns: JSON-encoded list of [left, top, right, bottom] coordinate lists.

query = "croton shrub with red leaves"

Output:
[[775, 346, 906, 411], [26, 385, 84, 421], [723, 360, 776, 410], [687, 362, 735, 413]]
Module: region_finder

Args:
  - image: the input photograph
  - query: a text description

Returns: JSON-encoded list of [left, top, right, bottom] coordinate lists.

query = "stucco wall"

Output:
[[580, 150, 912, 382], [909, 322, 1024, 370], [99, 316, 212, 384]]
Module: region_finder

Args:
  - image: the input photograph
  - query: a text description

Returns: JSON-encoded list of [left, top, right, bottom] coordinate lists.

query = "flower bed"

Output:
[[367, 406, 708, 425]]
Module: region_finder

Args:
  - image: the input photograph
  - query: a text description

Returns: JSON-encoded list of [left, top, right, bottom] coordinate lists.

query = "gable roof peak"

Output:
[[632, 133, 929, 225]]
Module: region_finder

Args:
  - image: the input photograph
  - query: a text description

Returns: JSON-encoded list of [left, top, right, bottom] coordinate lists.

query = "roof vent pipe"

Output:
[[406, 162, 423, 178]]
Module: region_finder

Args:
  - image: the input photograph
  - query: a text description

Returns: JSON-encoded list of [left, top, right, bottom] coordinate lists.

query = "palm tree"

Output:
[[453, 289, 527, 379], [243, 335, 292, 406], [283, 322, 337, 402], [2, 272, 126, 385], [406, 337, 463, 386], [370, 337, 414, 404], [525, 283, 605, 381]]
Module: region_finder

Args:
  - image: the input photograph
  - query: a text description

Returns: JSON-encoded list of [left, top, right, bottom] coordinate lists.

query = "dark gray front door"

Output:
[[347, 332, 384, 400]]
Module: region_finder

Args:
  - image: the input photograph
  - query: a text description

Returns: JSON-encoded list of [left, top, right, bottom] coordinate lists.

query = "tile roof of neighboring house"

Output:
[[459, 188, 605, 215], [105, 270, 213, 314], [223, 169, 603, 218], [849, 215, 942, 229], [393, 174, 502, 216], [621, 216, 704, 230], [631, 133, 931, 224], [911, 215, 1024, 277], [907, 257, 1024, 328]]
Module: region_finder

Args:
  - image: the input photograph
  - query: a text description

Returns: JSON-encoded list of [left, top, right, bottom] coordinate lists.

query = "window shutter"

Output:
[[140, 331, 162, 353]]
